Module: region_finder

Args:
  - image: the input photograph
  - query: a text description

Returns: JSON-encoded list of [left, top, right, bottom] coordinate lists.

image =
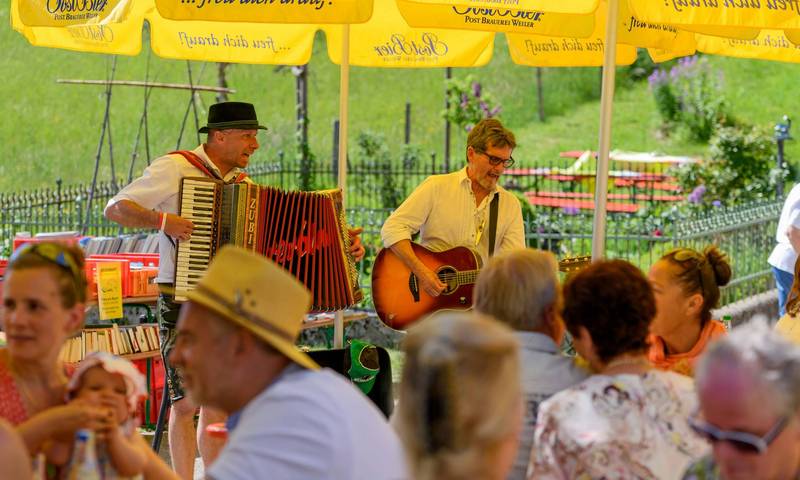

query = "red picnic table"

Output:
[[534, 191, 684, 202], [525, 192, 640, 213]]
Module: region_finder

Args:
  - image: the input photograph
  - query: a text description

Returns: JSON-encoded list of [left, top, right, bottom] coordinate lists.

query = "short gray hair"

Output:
[[696, 318, 800, 414], [474, 249, 559, 331]]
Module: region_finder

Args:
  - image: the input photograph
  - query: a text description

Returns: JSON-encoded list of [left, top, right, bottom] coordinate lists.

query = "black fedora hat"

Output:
[[198, 102, 268, 134]]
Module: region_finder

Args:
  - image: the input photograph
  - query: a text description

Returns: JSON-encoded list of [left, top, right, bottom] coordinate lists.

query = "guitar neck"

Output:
[[450, 269, 480, 285]]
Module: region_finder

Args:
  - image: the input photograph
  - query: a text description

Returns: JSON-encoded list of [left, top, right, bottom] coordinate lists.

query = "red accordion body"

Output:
[[174, 177, 362, 310]]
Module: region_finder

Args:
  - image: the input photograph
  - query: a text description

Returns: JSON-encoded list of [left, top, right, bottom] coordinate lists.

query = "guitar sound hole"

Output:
[[437, 267, 458, 295]]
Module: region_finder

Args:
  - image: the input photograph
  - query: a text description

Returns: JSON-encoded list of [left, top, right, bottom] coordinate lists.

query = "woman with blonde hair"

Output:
[[647, 245, 732, 376], [394, 311, 522, 480]]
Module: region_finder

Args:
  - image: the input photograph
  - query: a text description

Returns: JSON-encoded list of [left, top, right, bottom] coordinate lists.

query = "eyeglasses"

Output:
[[688, 413, 789, 454], [9, 242, 83, 284], [475, 149, 514, 168]]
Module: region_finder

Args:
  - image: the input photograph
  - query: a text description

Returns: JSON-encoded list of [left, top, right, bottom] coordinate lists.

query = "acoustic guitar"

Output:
[[371, 242, 590, 329]]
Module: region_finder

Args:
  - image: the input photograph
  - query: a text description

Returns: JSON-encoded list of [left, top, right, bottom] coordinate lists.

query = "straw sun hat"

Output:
[[186, 245, 319, 370]]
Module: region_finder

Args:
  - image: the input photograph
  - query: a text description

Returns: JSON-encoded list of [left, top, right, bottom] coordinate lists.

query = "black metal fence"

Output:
[[1, 163, 779, 310]]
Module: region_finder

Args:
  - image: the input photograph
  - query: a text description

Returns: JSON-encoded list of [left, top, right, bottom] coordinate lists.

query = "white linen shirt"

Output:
[[106, 145, 247, 283], [380, 167, 525, 264], [208, 365, 408, 480], [769, 182, 800, 273]]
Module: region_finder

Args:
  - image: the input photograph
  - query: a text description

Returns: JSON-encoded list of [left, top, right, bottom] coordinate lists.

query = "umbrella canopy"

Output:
[[697, 29, 800, 63], [16, 0, 133, 26], [506, 4, 637, 67], [324, 0, 494, 67], [395, 0, 596, 36], [399, 0, 600, 15], [154, 0, 373, 23], [11, 0, 320, 63]]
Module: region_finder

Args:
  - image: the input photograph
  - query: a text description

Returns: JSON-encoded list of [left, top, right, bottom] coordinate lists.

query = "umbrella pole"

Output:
[[591, 0, 619, 262], [334, 24, 351, 349]]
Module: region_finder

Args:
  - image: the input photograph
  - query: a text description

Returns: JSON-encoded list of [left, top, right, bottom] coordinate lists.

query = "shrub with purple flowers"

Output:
[[443, 75, 502, 133], [673, 124, 782, 209], [648, 56, 729, 141]]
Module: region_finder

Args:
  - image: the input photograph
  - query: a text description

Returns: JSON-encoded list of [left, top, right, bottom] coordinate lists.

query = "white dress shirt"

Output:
[[769, 183, 800, 273], [380, 167, 525, 264], [106, 145, 247, 283]]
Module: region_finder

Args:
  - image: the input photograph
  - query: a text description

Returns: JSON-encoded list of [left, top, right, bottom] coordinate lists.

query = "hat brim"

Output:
[[198, 124, 268, 134], [185, 290, 319, 371]]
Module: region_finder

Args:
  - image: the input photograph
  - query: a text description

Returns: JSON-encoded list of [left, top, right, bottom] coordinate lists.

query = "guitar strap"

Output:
[[488, 193, 499, 257]]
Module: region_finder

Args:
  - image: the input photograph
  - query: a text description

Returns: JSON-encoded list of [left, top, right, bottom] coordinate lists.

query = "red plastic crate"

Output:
[[85, 258, 131, 299], [89, 253, 159, 269], [13, 235, 83, 251], [132, 356, 166, 426]]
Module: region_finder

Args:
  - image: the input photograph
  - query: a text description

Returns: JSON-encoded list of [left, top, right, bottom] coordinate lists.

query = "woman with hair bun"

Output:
[[647, 245, 732, 376]]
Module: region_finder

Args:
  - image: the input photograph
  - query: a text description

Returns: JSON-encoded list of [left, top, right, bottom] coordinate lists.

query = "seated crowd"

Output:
[[0, 241, 799, 479]]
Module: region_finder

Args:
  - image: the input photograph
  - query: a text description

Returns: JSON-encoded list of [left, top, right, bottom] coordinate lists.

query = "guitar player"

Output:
[[380, 118, 525, 298]]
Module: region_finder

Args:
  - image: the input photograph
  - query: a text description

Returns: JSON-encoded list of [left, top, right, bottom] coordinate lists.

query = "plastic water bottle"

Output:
[[722, 314, 733, 331], [66, 429, 102, 480]]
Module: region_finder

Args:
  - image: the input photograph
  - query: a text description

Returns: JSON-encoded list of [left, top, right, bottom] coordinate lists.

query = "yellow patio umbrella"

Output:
[[697, 29, 800, 63], [16, 0, 133, 26], [506, 4, 638, 67], [323, 0, 494, 67], [11, 0, 319, 63], [154, 0, 372, 24], [627, 0, 799, 39], [397, 0, 600, 15], [628, 0, 800, 30], [394, 0, 596, 36]]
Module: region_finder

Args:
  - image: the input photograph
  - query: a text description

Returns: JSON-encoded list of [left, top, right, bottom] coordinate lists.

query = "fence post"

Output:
[[278, 150, 285, 188], [536, 67, 545, 122], [332, 120, 340, 185], [775, 115, 792, 200], [444, 67, 452, 172], [56, 178, 63, 226], [430, 152, 437, 175], [405, 102, 411, 145]]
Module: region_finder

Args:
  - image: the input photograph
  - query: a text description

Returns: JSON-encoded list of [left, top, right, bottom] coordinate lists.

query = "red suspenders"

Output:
[[169, 150, 249, 184]]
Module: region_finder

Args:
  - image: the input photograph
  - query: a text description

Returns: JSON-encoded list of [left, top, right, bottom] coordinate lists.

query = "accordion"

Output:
[[174, 177, 363, 310]]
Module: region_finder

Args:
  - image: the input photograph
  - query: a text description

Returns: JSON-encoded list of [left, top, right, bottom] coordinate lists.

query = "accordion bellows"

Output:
[[174, 177, 362, 310]]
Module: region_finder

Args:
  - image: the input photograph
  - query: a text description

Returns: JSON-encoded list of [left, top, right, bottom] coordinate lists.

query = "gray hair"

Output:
[[696, 317, 800, 414], [474, 249, 559, 332], [395, 311, 521, 480]]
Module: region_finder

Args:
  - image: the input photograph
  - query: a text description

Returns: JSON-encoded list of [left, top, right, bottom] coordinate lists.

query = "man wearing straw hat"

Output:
[[169, 245, 407, 479]]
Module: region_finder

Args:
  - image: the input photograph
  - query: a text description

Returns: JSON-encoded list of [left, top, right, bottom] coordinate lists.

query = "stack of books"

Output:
[[83, 233, 159, 255], [59, 323, 160, 363]]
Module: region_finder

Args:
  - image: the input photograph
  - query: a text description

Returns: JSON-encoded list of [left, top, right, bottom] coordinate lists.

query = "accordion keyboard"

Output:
[[174, 178, 221, 302]]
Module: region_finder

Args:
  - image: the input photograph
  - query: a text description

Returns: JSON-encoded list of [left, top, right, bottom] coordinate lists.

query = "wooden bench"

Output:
[[614, 178, 681, 192], [525, 192, 640, 213], [534, 191, 684, 203]]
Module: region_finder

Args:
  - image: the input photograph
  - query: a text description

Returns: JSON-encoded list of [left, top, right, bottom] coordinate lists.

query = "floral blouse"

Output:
[[529, 370, 709, 480]]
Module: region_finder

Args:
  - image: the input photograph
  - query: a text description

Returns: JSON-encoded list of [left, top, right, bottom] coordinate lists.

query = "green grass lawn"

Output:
[[3, 1, 800, 193]]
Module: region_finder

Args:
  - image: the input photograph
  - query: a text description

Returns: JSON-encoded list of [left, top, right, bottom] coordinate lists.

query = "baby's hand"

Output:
[[95, 408, 120, 442], [42, 400, 111, 441]]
